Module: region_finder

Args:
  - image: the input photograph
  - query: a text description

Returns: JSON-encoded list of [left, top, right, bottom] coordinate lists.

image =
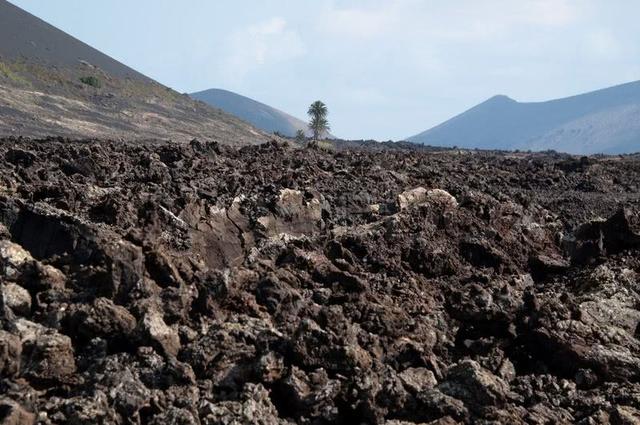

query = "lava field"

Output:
[[1, 137, 640, 424]]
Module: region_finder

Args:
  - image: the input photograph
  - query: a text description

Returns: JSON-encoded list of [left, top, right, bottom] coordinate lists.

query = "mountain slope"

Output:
[[408, 81, 640, 154], [0, 0, 269, 144], [190, 89, 309, 138]]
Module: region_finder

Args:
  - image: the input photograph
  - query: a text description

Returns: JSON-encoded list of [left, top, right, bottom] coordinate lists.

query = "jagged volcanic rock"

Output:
[[0, 137, 640, 424]]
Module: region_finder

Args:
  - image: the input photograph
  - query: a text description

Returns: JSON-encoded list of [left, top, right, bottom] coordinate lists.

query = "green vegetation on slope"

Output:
[[0, 60, 32, 87]]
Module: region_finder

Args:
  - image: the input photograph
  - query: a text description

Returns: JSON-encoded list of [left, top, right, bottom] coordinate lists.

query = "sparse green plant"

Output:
[[80, 75, 102, 88], [295, 129, 306, 144], [0, 61, 32, 87], [316, 140, 335, 151], [307, 100, 330, 143], [0, 62, 11, 76], [120, 79, 181, 102]]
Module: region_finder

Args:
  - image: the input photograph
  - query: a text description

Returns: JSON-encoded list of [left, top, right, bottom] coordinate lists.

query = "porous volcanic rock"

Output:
[[0, 137, 639, 423]]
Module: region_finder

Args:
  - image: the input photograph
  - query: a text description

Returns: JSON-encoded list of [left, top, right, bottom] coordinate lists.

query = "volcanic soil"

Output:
[[1, 138, 640, 424]]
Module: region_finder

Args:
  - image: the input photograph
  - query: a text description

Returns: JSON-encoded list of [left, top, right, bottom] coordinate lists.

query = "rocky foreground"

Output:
[[1, 138, 640, 424]]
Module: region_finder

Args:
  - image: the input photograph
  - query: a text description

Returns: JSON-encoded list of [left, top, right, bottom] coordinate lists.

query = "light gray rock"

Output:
[[439, 360, 510, 410], [141, 309, 180, 357], [1, 283, 31, 316], [0, 240, 33, 280], [0, 398, 36, 425], [398, 367, 438, 393], [397, 187, 457, 211]]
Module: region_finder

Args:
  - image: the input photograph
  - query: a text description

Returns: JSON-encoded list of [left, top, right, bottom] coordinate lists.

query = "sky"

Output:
[[10, 0, 640, 140]]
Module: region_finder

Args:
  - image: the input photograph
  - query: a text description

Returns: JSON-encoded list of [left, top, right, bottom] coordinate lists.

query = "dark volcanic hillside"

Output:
[[0, 1, 148, 81], [0, 0, 269, 144], [2, 138, 640, 423], [191, 88, 317, 138], [409, 80, 640, 154]]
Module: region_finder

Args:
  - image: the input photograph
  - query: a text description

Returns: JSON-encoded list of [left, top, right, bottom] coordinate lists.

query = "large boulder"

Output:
[[0, 240, 33, 280], [565, 208, 640, 263], [528, 254, 570, 281], [397, 187, 457, 211], [0, 399, 35, 425], [64, 297, 137, 346], [439, 360, 510, 411], [1, 283, 31, 316], [3, 202, 145, 302], [0, 330, 21, 377], [139, 309, 180, 358], [257, 189, 325, 237], [398, 367, 438, 393], [16, 319, 76, 383]]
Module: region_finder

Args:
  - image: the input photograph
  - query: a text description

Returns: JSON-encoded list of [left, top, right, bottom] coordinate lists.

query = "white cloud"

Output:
[[223, 17, 306, 82], [521, 0, 581, 26], [317, 6, 399, 39], [318, 0, 584, 42], [310, 0, 589, 85]]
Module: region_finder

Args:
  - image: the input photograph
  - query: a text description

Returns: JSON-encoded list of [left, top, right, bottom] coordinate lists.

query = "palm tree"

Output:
[[307, 101, 330, 142]]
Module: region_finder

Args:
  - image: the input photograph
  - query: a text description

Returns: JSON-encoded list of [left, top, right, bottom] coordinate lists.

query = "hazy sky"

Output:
[[10, 0, 640, 140]]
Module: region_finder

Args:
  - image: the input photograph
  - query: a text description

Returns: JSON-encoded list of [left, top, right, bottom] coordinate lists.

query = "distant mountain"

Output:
[[191, 89, 332, 139], [0, 0, 269, 144], [408, 81, 640, 154]]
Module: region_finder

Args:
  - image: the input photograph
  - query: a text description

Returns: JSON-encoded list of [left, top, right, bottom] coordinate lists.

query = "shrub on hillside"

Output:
[[79, 76, 101, 88]]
